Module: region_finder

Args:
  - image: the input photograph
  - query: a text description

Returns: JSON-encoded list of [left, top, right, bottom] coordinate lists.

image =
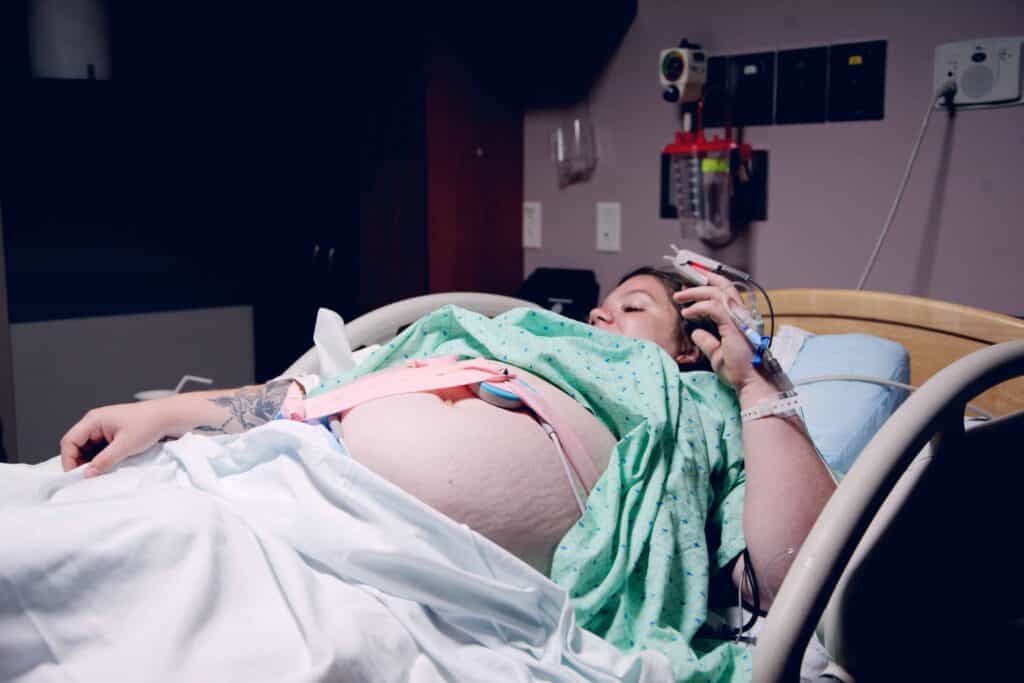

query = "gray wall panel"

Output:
[[11, 306, 254, 464]]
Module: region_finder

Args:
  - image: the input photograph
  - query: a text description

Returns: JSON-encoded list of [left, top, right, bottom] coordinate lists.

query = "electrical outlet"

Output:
[[523, 201, 542, 248], [596, 202, 621, 252]]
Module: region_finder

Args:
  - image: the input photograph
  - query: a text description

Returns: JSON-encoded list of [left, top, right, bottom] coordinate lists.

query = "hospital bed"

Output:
[[4, 289, 1021, 682], [306, 288, 1024, 682]]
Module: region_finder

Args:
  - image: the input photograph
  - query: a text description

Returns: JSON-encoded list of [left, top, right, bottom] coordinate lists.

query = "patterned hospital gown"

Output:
[[307, 306, 751, 681]]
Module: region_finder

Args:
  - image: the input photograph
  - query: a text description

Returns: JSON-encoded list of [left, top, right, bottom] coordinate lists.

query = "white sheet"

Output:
[[0, 421, 674, 683]]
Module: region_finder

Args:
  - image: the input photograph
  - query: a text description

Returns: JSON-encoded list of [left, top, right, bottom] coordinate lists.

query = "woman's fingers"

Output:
[[59, 413, 104, 471], [673, 285, 720, 303], [85, 439, 135, 478], [674, 279, 743, 309], [699, 270, 745, 304], [58, 406, 150, 476], [59, 436, 81, 471], [690, 328, 721, 365], [676, 298, 735, 331]]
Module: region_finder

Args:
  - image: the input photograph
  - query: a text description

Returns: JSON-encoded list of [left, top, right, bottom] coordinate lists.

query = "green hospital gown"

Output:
[[307, 306, 751, 681]]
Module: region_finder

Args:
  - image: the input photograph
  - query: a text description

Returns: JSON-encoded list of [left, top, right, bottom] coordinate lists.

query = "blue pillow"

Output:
[[787, 334, 911, 477]]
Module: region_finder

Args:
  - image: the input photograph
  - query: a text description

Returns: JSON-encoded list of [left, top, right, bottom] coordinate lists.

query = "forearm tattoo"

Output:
[[194, 379, 292, 434]]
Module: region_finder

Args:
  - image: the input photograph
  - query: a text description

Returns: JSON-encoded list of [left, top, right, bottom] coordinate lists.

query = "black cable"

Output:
[[747, 278, 775, 345], [741, 548, 765, 634]]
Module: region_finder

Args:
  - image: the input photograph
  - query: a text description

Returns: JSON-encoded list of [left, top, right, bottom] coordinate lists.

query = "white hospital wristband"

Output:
[[740, 392, 804, 423]]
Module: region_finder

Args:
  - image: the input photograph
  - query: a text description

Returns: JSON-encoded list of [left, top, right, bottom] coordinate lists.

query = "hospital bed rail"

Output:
[[754, 339, 1024, 682]]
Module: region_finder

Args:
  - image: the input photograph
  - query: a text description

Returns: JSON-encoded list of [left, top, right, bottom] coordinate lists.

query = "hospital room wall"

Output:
[[6, 308, 255, 465], [0, 211, 16, 462], [523, 0, 1024, 316]]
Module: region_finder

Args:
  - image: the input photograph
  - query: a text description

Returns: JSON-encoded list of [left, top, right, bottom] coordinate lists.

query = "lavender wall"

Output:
[[524, 0, 1024, 315]]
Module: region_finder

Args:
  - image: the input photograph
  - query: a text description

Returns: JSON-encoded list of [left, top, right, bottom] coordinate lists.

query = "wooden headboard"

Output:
[[761, 289, 1024, 416]]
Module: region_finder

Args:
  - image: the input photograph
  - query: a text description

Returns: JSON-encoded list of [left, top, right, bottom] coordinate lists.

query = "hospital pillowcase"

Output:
[[786, 333, 911, 478]]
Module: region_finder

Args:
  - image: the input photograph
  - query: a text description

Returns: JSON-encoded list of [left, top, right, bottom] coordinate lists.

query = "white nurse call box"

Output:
[[934, 37, 1023, 108]]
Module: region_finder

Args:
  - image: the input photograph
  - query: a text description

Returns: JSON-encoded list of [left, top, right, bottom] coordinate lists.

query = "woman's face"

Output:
[[588, 274, 694, 362]]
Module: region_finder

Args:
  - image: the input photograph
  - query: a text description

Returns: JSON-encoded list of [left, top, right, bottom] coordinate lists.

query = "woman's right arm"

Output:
[[60, 379, 293, 477]]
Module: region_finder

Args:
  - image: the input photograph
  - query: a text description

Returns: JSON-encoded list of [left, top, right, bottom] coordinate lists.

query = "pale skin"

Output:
[[59, 381, 294, 475], [61, 273, 835, 606]]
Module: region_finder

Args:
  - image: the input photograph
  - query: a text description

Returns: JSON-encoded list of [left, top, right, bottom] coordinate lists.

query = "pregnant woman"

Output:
[[55, 267, 835, 679]]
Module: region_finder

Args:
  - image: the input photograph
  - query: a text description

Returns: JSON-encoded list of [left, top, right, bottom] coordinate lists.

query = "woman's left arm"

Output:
[[729, 376, 836, 606], [674, 272, 836, 606]]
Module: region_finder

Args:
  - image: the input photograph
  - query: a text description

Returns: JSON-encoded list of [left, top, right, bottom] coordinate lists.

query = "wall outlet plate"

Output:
[[828, 40, 887, 121], [934, 37, 1022, 108], [523, 201, 542, 248], [596, 202, 621, 252]]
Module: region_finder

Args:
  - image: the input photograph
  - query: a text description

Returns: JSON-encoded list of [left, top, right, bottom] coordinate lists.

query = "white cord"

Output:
[[794, 373, 994, 420], [543, 425, 588, 515], [856, 81, 957, 290]]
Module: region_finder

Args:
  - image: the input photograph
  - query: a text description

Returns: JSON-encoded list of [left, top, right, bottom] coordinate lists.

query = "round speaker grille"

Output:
[[961, 64, 995, 99]]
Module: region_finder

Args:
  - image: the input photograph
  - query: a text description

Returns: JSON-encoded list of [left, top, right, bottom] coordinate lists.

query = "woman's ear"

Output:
[[674, 344, 702, 367]]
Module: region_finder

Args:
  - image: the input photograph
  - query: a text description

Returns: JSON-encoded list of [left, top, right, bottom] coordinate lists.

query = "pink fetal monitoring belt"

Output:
[[280, 356, 598, 513]]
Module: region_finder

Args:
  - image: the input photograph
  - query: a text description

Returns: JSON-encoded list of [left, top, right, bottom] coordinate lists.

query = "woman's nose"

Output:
[[589, 307, 612, 326]]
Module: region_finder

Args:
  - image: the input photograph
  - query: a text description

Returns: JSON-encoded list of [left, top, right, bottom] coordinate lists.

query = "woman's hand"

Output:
[[672, 271, 768, 394], [58, 382, 291, 477], [59, 399, 180, 477]]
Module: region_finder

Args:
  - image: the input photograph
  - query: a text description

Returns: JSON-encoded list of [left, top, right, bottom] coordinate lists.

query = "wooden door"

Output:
[[425, 36, 523, 296], [354, 21, 429, 316]]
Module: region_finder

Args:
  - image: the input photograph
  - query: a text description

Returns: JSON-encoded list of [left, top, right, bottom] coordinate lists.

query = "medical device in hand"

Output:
[[664, 244, 753, 284], [664, 244, 793, 393]]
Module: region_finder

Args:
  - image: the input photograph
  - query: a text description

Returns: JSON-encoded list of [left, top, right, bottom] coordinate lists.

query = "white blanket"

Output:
[[0, 421, 673, 683]]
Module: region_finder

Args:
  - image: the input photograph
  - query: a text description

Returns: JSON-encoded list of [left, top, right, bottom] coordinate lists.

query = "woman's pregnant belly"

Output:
[[337, 365, 616, 574]]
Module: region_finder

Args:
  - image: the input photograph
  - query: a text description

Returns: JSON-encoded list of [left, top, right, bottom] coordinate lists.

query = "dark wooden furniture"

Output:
[[0, 4, 635, 382]]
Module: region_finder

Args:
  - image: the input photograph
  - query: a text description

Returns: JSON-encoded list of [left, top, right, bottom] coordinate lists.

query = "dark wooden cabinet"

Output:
[[253, 18, 527, 379], [354, 31, 525, 313], [425, 36, 524, 297]]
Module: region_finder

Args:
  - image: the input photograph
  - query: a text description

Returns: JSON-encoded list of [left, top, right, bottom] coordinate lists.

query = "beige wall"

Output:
[[524, 0, 1024, 315]]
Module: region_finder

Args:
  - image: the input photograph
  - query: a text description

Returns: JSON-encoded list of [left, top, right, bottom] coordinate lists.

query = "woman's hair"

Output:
[[617, 266, 716, 370]]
